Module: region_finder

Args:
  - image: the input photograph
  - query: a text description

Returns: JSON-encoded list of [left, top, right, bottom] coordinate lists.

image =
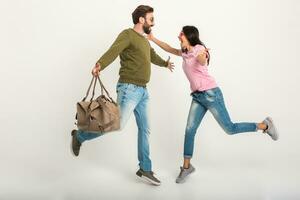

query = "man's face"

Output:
[[142, 12, 154, 34]]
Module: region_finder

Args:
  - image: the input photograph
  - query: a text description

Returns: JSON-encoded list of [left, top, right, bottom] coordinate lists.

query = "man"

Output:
[[71, 5, 174, 186]]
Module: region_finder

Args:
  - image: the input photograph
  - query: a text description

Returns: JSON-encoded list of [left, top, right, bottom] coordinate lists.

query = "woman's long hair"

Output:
[[182, 26, 210, 65]]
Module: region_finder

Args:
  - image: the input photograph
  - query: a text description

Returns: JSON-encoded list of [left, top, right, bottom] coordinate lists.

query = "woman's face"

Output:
[[178, 31, 190, 49]]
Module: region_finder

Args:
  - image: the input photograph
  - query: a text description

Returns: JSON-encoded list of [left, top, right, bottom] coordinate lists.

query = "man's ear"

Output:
[[139, 17, 145, 24]]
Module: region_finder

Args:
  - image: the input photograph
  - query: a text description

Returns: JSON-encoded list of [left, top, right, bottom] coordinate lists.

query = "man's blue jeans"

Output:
[[184, 87, 258, 158], [77, 82, 152, 171]]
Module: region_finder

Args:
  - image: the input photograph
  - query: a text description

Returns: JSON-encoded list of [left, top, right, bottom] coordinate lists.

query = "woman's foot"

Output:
[[263, 117, 279, 141], [176, 164, 195, 183]]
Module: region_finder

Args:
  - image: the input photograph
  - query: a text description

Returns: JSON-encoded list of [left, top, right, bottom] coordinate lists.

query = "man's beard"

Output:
[[143, 24, 152, 34]]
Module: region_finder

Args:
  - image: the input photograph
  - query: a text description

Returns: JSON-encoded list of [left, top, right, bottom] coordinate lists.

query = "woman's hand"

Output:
[[146, 32, 154, 41], [197, 49, 210, 65]]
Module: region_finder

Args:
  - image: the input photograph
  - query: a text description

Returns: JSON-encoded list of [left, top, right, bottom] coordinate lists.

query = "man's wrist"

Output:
[[164, 60, 169, 67], [96, 62, 102, 69]]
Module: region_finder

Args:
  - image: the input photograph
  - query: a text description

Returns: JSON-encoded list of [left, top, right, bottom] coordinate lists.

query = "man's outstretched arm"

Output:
[[92, 30, 130, 76], [150, 47, 175, 72]]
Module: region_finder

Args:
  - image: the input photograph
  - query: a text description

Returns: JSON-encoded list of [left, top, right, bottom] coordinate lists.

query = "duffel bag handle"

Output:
[[97, 76, 117, 104], [82, 76, 96, 101], [82, 75, 117, 105]]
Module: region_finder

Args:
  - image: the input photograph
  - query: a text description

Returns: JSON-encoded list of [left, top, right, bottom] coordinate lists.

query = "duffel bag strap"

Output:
[[97, 76, 117, 104]]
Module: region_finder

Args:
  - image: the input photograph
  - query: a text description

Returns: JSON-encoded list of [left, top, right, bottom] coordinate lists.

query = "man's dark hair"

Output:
[[132, 5, 154, 24]]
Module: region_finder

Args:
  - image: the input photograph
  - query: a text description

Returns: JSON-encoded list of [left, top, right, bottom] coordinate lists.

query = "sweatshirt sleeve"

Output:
[[150, 47, 168, 67], [97, 30, 130, 71]]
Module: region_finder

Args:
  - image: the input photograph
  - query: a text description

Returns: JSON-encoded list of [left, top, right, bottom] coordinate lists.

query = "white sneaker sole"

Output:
[[267, 117, 279, 141], [137, 175, 161, 186]]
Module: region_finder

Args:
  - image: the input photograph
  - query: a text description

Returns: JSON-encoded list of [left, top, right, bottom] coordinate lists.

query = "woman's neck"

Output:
[[186, 45, 193, 52]]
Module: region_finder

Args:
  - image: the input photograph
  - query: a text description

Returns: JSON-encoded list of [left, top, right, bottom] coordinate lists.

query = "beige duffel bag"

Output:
[[76, 76, 120, 133]]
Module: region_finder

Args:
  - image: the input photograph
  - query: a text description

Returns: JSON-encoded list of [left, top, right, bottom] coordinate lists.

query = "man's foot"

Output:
[[71, 129, 81, 156], [176, 164, 195, 184], [136, 169, 161, 186], [263, 117, 279, 141]]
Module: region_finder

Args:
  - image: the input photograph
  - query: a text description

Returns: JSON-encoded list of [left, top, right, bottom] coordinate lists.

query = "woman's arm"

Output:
[[197, 50, 208, 65], [147, 33, 182, 56]]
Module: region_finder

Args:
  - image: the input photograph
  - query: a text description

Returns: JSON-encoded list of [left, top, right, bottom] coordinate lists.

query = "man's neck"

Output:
[[133, 24, 145, 35]]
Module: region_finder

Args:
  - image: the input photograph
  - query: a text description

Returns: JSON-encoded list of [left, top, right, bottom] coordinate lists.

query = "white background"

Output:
[[0, 0, 299, 199]]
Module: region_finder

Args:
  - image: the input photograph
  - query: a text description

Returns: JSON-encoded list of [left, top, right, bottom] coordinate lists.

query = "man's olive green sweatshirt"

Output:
[[97, 28, 168, 87]]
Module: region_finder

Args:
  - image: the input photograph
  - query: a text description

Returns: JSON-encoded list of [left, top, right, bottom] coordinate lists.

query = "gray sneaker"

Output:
[[263, 117, 279, 141], [136, 169, 161, 186], [176, 164, 195, 183]]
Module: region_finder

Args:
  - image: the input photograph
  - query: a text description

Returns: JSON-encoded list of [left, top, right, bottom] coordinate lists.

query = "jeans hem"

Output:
[[139, 165, 152, 172], [76, 131, 85, 144], [184, 155, 192, 159]]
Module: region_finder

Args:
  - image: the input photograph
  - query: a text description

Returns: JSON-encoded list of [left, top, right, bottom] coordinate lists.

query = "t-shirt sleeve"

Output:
[[193, 45, 206, 57]]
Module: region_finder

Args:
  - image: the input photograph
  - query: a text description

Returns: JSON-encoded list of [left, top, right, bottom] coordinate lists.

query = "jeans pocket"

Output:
[[116, 83, 128, 93], [204, 89, 216, 102], [127, 84, 138, 91]]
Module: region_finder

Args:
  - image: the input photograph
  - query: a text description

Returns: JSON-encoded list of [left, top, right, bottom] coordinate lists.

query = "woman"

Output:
[[147, 26, 279, 183]]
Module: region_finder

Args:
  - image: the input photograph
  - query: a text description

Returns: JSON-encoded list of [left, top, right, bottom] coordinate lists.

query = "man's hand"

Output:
[[166, 56, 175, 72], [92, 63, 101, 77]]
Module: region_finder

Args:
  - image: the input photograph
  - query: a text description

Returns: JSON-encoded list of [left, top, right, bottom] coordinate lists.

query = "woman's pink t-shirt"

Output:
[[182, 44, 217, 92]]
